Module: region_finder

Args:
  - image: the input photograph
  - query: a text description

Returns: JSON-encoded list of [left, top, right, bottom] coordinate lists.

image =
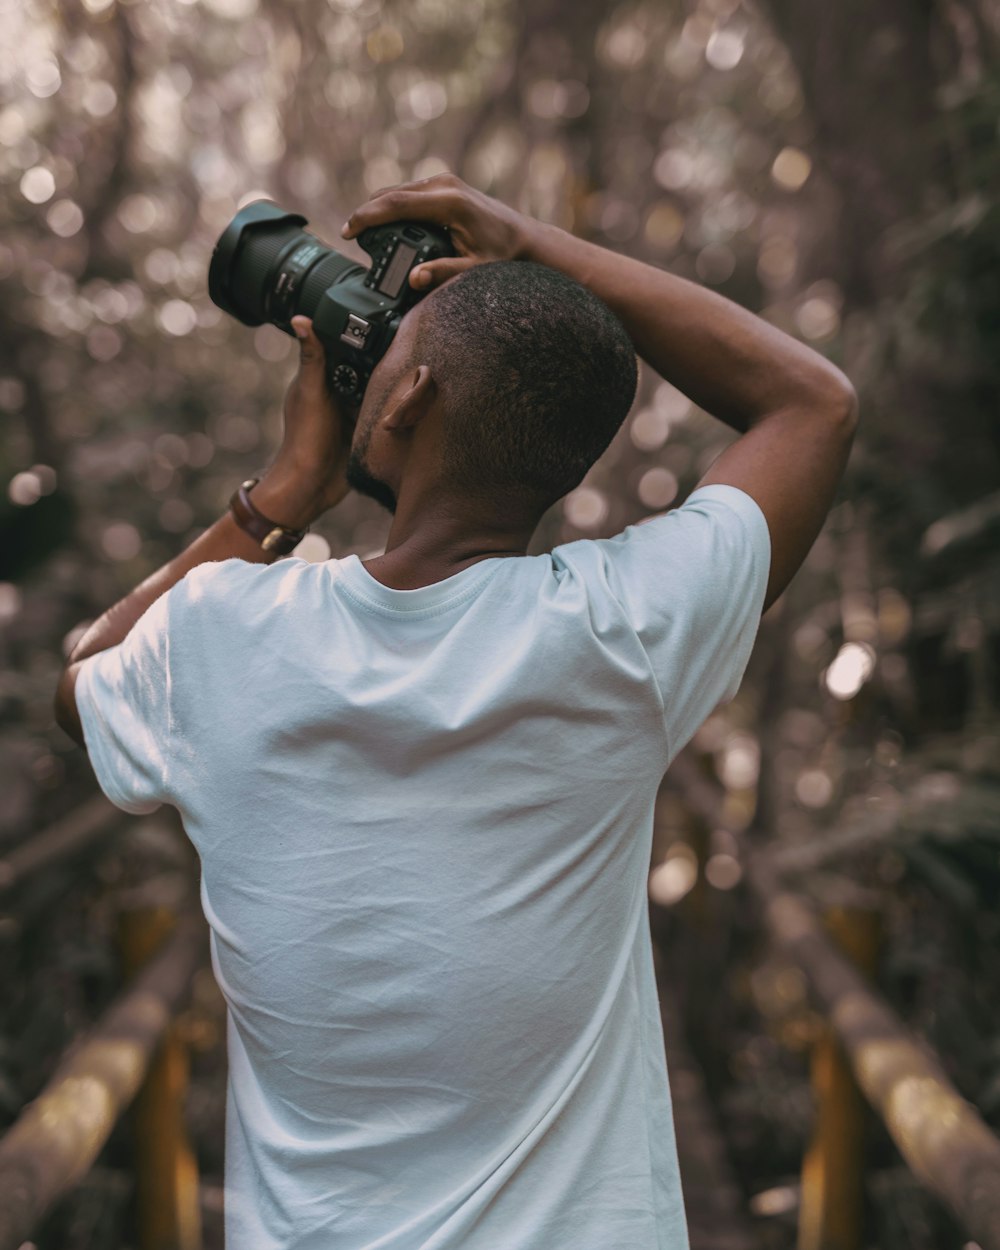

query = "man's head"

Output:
[[345, 260, 638, 521]]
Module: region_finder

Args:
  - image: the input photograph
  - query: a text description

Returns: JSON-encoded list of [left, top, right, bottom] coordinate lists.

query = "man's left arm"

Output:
[[54, 316, 352, 747]]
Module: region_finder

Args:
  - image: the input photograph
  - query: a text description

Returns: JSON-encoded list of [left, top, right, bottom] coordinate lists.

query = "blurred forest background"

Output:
[[1, 0, 999, 1246]]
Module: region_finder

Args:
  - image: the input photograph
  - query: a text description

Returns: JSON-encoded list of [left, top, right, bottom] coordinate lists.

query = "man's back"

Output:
[[76, 481, 769, 1249]]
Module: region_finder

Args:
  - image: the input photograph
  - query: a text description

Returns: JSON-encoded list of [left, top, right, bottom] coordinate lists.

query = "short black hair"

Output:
[[414, 260, 637, 509]]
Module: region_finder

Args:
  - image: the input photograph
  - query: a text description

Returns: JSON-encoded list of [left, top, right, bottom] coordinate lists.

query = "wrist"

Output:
[[523, 218, 595, 270], [249, 470, 341, 531], [518, 218, 556, 264]]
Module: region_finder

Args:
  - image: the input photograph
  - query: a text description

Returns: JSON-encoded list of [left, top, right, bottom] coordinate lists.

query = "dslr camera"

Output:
[[208, 200, 455, 406]]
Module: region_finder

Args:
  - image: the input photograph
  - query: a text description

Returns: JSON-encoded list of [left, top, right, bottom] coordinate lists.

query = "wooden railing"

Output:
[[666, 750, 1000, 1250], [0, 798, 205, 1250]]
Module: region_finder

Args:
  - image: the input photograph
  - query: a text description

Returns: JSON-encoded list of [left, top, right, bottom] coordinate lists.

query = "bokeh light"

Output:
[[705, 29, 745, 71], [637, 466, 679, 510], [20, 166, 56, 204], [771, 147, 812, 191], [649, 843, 699, 907], [563, 487, 609, 530], [824, 642, 877, 699], [706, 853, 743, 889]]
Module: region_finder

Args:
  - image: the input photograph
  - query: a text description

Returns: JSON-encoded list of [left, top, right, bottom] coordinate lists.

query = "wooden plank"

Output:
[[0, 794, 120, 898], [748, 857, 1000, 1250], [119, 905, 203, 1250], [0, 910, 204, 1250], [797, 906, 881, 1250]]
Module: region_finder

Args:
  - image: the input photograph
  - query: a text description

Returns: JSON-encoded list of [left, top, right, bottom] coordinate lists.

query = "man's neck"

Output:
[[360, 546, 527, 591], [361, 494, 538, 591]]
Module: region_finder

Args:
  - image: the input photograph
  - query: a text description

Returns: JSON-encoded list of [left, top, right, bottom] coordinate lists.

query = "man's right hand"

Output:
[[340, 172, 541, 292]]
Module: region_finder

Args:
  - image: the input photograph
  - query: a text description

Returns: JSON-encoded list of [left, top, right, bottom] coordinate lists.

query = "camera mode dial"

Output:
[[331, 364, 360, 395]]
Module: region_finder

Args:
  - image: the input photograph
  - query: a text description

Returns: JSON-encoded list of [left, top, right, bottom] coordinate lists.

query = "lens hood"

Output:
[[208, 200, 308, 323]]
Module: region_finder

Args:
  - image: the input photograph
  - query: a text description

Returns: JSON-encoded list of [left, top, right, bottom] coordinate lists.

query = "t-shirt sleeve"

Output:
[[588, 483, 771, 760], [74, 586, 175, 815], [73, 558, 254, 816]]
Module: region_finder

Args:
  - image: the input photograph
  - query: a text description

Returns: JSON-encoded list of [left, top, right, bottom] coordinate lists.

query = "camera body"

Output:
[[208, 200, 455, 404]]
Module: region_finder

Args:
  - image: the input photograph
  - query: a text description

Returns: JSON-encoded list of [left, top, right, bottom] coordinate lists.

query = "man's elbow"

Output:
[[836, 379, 860, 431], [53, 700, 80, 747], [817, 367, 859, 431], [53, 673, 85, 748]]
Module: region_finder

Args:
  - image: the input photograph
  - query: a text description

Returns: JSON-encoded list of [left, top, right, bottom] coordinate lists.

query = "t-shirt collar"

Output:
[[331, 553, 512, 616]]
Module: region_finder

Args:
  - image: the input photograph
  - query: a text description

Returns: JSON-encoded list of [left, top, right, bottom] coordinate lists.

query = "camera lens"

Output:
[[209, 200, 363, 328]]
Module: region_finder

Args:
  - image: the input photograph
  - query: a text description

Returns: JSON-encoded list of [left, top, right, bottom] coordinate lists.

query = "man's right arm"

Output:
[[522, 225, 858, 616], [343, 174, 859, 616]]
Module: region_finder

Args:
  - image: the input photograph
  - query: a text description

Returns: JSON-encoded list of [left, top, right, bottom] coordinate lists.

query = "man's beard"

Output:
[[345, 418, 397, 514]]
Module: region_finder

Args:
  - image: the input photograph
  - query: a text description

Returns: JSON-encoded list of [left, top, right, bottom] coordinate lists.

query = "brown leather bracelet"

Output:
[[228, 477, 309, 556]]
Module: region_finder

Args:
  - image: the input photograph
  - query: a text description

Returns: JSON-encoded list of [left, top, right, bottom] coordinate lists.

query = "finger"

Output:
[[341, 186, 462, 241], [291, 316, 324, 366], [409, 257, 477, 290], [368, 172, 456, 200], [368, 183, 405, 201]]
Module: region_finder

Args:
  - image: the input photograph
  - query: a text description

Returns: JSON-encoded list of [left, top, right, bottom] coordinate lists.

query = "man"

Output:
[[55, 173, 857, 1249]]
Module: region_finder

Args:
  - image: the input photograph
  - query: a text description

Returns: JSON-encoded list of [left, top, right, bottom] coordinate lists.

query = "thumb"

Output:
[[291, 316, 324, 366], [409, 257, 478, 291]]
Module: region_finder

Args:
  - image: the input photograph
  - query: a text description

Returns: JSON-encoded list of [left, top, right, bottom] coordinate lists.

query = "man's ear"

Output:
[[381, 365, 435, 432]]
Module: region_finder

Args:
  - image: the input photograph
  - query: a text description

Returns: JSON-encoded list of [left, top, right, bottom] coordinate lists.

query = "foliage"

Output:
[[1, 0, 998, 1246]]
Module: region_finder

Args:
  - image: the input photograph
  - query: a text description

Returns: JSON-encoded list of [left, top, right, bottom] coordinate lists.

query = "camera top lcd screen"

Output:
[[379, 242, 418, 299]]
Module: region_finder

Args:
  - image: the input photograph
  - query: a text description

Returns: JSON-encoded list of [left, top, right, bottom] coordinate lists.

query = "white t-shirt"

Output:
[[76, 482, 770, 1250]]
